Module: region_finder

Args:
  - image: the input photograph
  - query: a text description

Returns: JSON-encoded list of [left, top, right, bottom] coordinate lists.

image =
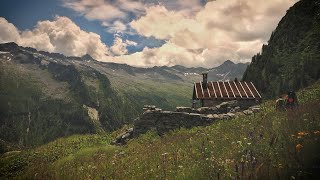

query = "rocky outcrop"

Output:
[[111, 128, 134, 145], [112, 102, 261, 145]]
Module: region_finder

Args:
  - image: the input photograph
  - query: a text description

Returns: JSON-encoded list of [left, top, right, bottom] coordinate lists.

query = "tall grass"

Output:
[[1, 82, 320, 179]]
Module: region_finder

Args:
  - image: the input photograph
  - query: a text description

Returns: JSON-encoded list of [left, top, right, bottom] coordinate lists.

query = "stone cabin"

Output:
[[192, 73, 262, 108]]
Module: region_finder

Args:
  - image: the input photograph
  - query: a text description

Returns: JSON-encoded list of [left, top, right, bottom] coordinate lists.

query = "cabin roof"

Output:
[[193, 81, 261, 100]]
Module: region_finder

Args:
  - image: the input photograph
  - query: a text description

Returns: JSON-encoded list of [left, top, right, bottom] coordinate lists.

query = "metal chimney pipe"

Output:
[[202, 72, 208, 88]]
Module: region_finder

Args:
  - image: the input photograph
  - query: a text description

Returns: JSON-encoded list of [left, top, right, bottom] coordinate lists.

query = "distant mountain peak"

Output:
[[3, 42, 18, 46], [81, 54, 95, 61], [0, 42, 19, 51], [221, 60, 234, 66]]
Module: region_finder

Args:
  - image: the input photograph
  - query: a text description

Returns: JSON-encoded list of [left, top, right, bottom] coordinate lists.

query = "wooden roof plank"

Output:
[[222, 82, 230, 99], [245, 81, 255, 98], [233, 81, 243, 99], [250, 82, 262, 98], [211, 82, 217, 98], [228, 81, 236, 99], [196, 82, 203, 99], [200, 82, 205, 98], [217, 81, 223, 98], [207, 83, 211, 98], [239, 82, 249, 98], [194, 82, 199, 99]]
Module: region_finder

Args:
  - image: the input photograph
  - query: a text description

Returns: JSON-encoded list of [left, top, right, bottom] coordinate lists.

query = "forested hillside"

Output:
[[243, 0, 320, 98]]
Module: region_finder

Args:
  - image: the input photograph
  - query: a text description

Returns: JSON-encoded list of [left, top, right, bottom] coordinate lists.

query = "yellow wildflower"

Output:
[[298, 132, 306, 136], [296, 144, 303, 152]]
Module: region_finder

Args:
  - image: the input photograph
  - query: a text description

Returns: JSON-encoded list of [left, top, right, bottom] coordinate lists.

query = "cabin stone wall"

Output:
[[237, 100, 260, 109], [133, 111, 213, 136], [133, 101, 261, 137], [202, 99, 221, 107], [112, 103, 261, 145], [201, 99, 259, 109]]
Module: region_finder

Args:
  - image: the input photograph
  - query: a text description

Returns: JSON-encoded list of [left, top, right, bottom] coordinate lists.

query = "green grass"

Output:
[[0, 134, 112, 178], [1, 82, 320, 179], [110, 74, 193, 110]]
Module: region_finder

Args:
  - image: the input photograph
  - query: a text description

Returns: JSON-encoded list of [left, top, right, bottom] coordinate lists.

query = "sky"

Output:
[[0, 0, 297, 67]]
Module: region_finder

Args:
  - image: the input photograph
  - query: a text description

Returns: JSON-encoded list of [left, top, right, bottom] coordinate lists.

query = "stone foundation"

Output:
[[112, 102, 261, 145], [133, 111, 213, 136]]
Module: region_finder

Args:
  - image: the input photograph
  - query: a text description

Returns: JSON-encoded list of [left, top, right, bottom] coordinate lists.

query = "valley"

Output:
[[0, 0, 320, 179], [0, 42, 247, 150]]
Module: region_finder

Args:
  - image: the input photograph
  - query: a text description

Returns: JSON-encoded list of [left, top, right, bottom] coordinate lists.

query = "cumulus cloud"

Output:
[[62, 0, 145, 22], [62, 0, 204, 34], [126, 0, 297, 67], [109, 41, 204, 67], [103, 20, 128, 33], [130, 6, 195, 40], [0, 17, 20, 43], [0, 16, 110, 60], [141, 0, 204, 14], [0, 0, 298, 68], [110, 36, 137, 55]]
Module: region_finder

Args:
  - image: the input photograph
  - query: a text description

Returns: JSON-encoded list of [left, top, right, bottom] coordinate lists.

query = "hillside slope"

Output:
[[1, 81, 320, 179], [243, 0, 320, 98], [0, 42, 248, 151]]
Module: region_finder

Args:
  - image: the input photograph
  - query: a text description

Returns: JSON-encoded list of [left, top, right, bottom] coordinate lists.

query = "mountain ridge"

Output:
[[0, 42, 247, 70], [0, 42, 248, 150], [242, 0, 320, 97]]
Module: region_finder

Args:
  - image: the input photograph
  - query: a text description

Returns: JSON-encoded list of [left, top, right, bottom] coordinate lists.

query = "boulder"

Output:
[[221, 114, 231, 119], [111, 128, 134, 145], [216, 100, 238, 109], [143, 105, 156, 111], [215, 100, 239, 113], [249, 105, 261, 113], [154, 108, 162, 112], [196, 107, 218, 114], [197, 107, 210, 114], [230, 106, 241, 113], [235, 112, 245, 117], [243, 110, 253, 115], [207, 114, 223, 120], [227, 112, 236, 118], [206, 114, 214, 119], [213, 114, 220, 119], [176, 107, 193, 113]]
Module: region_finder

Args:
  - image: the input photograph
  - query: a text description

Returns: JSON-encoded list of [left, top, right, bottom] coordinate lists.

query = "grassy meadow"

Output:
[[1, 82, 320, 179]]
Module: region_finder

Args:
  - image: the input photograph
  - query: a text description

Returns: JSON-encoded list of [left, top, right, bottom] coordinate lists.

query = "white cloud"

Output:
[[125, 39, 137, 46], [130, 5, 196, 40], [109, 41, 204, 67], [126, 0, 297, 67], [0, 17, 20, 43], [0, 16, 110, 60], [84, 4, 126, 21], [19, 16, 110, 60], [62, 0, 144, 22], [110, 36, 137, 56], [0, 0, 298, 68], [103, 20, 127, 33]]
